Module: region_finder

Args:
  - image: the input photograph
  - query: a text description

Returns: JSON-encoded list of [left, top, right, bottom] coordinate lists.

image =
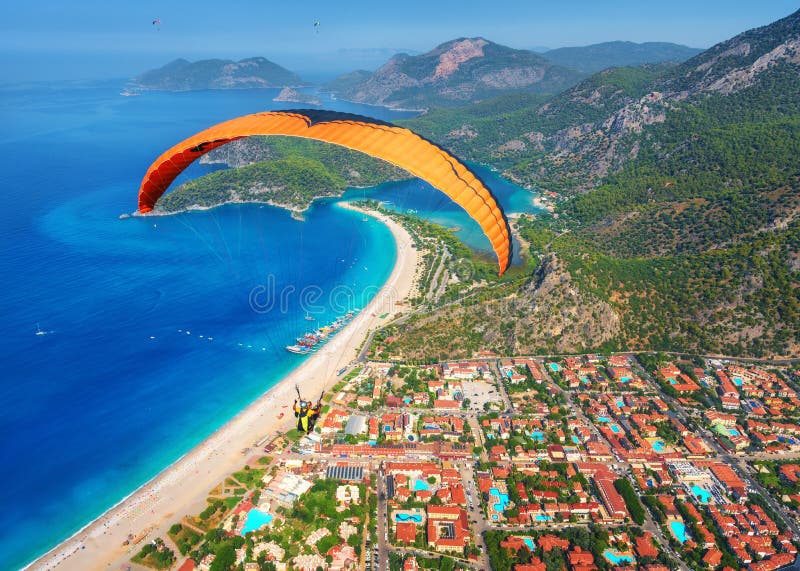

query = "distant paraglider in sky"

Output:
[[313, 21, 320, 33], [152, 18, 161, 31], [136, 109, 513, 275]]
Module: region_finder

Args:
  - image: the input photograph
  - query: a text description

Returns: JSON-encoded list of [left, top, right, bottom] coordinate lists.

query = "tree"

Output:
[[209, 543, 236, 571]]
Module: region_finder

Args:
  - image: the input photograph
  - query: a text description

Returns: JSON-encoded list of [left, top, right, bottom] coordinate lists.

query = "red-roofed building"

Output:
[[593, 476, 628, 521], [177, 560, 196, 571], [538, 534, 570, 552], [396, 522, 417, 544], [702, 548, 722, 568], [568, 546, 596, 570], [500, 536, 530, 552], [426, 506, 470, 554], [635, 533, 659, 559]]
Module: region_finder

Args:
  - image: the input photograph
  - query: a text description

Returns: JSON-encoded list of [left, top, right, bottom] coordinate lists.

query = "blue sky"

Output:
[[2, 0, 798, 81]]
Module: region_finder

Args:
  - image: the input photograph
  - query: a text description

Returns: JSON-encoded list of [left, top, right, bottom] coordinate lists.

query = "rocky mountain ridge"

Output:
[[323, 37, 585, 108]]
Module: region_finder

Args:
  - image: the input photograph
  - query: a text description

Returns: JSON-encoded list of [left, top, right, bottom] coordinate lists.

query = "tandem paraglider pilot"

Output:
[[293, 399, 321, 433]]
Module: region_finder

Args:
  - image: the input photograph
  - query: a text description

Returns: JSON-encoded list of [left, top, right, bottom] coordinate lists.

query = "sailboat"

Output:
[[35, 323, 48, 336], [304, 313, 315, 321]]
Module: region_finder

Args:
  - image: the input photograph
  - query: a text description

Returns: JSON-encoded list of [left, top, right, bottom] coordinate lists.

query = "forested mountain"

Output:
[[130, 57, 306, 91], [386, 8, 800, 359], [322, 38, 584, 108], [541, 41, 703, 73]]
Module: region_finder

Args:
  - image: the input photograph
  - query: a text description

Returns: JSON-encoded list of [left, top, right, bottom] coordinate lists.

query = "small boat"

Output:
[[35, 323, 49, 336], [286, 345, 310, 354], [304, 313, 315, 321]]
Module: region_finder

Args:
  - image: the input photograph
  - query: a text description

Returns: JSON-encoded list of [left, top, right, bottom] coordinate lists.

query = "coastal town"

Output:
[[121, 353, 800, 571]]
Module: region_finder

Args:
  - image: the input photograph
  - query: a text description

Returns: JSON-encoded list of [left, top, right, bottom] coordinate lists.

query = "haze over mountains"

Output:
[[131, 39, 702, 104], [540, 41, 704, 73]]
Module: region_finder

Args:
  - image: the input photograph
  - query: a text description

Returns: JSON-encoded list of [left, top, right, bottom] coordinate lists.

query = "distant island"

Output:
[[155, 137, 407, 215], [272, 87, 322, 105], [128, 57, 307, 91]]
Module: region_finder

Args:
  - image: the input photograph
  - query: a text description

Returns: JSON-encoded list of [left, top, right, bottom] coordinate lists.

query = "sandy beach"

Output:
[[29, 203, 420, 571]]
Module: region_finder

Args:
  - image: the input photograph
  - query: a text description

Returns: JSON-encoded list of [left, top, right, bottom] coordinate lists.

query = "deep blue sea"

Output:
[[0, 81, 535, 569]]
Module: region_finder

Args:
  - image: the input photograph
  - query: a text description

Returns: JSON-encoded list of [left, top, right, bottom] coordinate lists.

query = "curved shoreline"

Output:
[[28, 203, 420, 571]]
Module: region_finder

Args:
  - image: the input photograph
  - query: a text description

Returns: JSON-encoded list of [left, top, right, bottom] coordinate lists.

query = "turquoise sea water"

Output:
[[0, 83, 412, 570], [0, 81, 538, 570]]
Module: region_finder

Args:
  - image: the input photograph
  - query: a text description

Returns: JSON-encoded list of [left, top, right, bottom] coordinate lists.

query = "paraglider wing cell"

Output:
[[136, 110, 512, 274]]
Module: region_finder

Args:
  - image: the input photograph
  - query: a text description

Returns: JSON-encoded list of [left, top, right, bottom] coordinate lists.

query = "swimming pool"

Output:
[[394, 513, 423, 523], [691, 485, 711, 504], [489, 488, 510, 512], [413, 479, 430, 492], [572, 435, 580, 444], [534, 515, 552, 521], [549, 363, 560, 372], [241, 509, 274, 535], [669, 520, 689, 543], [652, 439, 666, 452], [733, 377, 743, 387], [620, 376, 632, 383], [530, 431, 544, 442], [667, 377, 677, 385], [523, 537, 535, 550], [610, 424, 621, 434], [729, 428, 739, 436], [596, 416, 611, 423], [603, 548, 635, 564]]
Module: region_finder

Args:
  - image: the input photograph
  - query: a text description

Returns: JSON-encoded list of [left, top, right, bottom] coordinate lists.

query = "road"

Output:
[[458, 461, 491, 570], [491, 361, 514, 413], [375, 467, 389, 571]]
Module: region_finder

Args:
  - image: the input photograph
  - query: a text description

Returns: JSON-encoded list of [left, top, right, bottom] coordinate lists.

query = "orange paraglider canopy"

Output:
[[137, 109, 511, 274]]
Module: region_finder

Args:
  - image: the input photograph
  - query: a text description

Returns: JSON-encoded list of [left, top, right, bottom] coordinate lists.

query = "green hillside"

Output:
[[156, 138, 406, 213], [386, 9, 800, 359]]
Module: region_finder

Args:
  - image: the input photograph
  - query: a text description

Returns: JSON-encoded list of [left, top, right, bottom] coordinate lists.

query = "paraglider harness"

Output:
[[293, 384, 323, 433]]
